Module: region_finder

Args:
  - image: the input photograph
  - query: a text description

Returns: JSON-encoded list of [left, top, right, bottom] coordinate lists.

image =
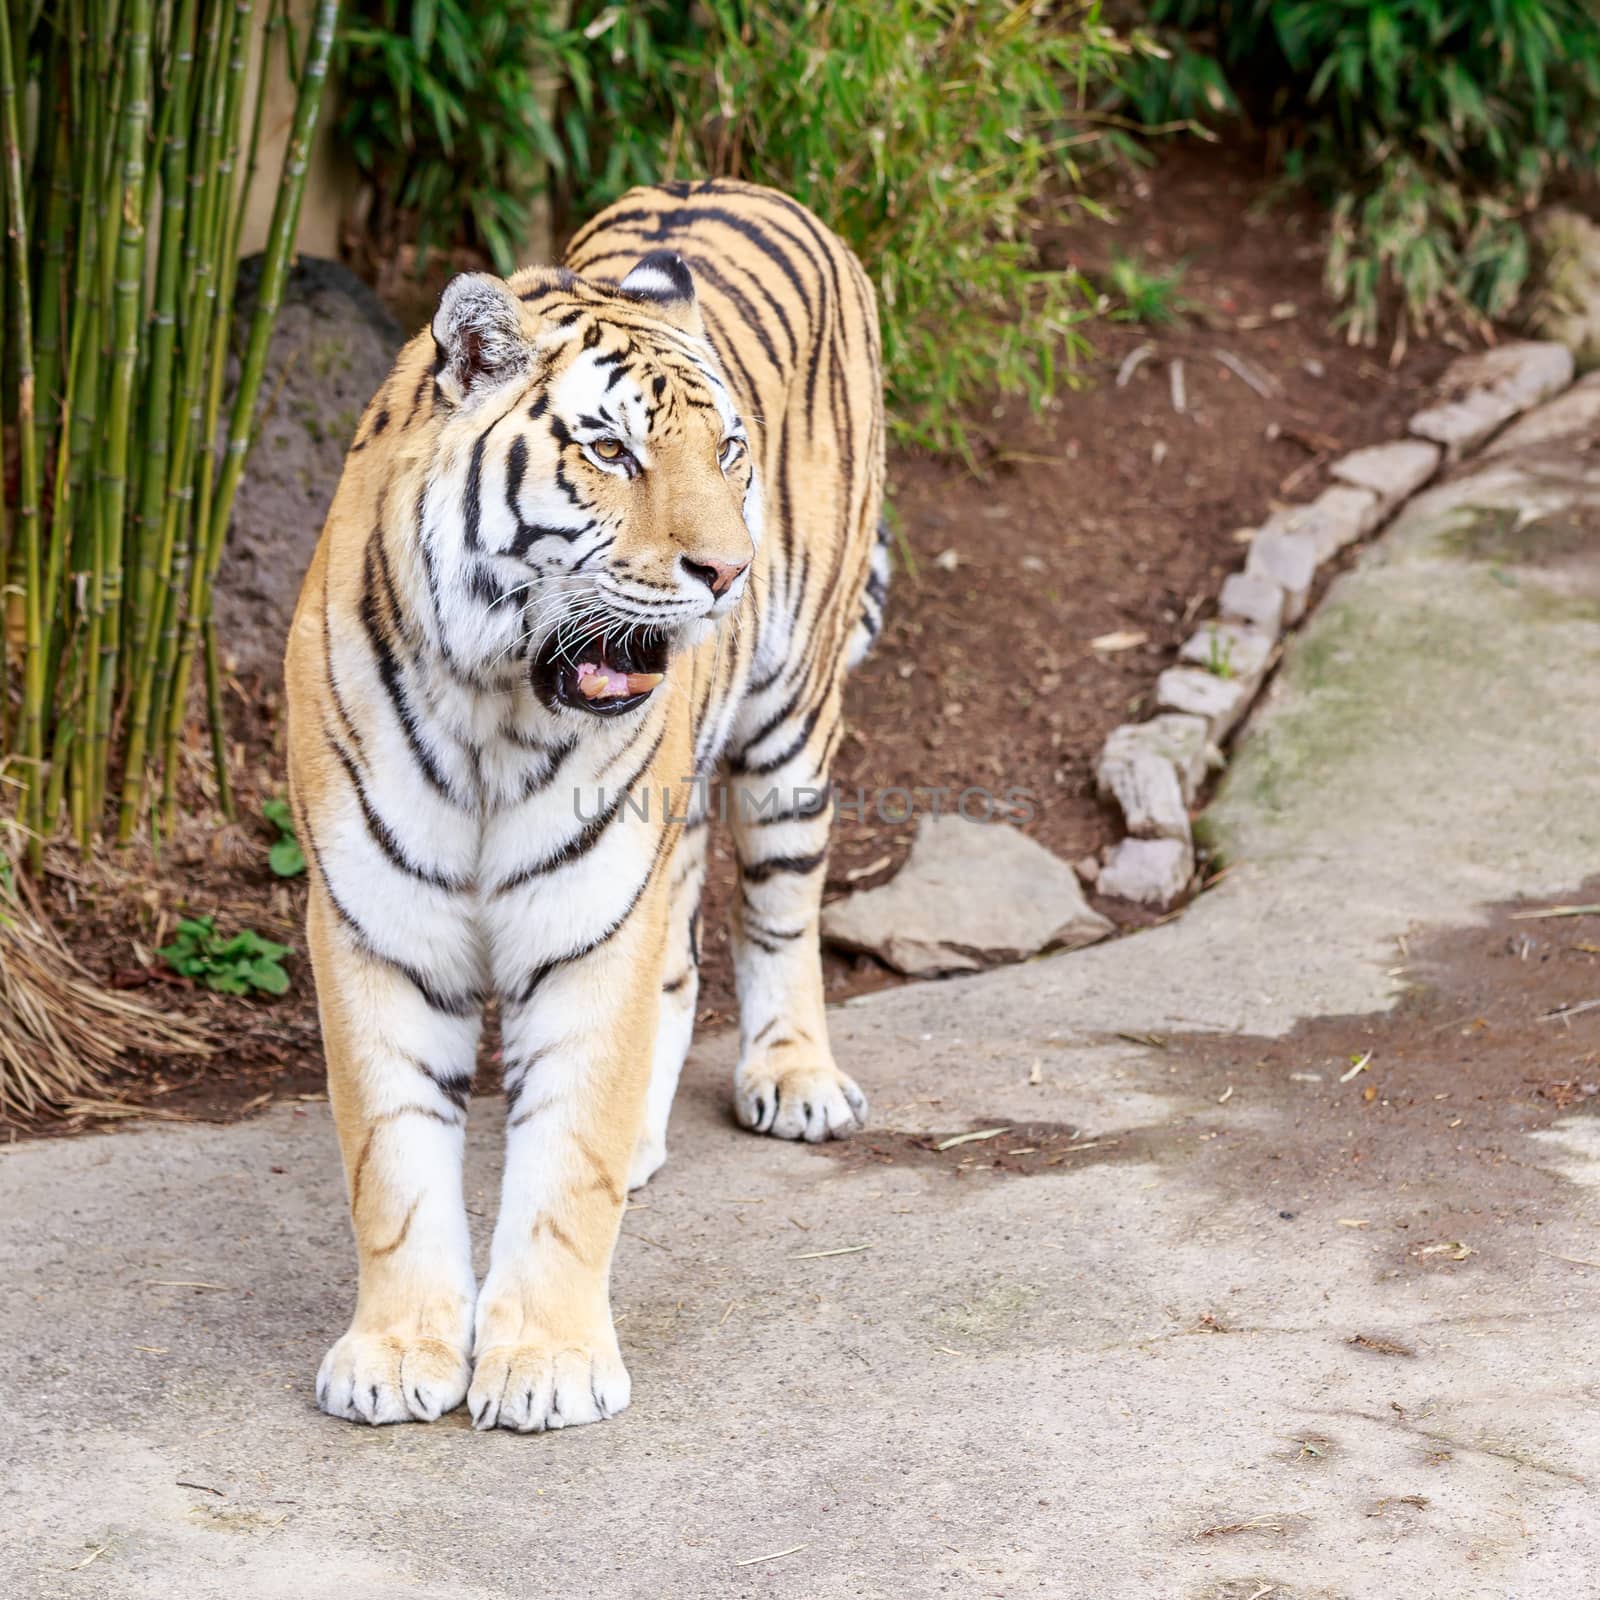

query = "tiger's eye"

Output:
[[593, 437, 624, 461]]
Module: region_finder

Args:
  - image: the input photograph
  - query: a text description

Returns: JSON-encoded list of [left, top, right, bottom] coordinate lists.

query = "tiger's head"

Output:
[[417, 252, 757, 718]]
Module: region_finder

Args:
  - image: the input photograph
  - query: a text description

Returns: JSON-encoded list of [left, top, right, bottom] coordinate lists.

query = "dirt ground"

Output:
[[816, 881, 1600, 1213], [13, 144, 1466, 1134]]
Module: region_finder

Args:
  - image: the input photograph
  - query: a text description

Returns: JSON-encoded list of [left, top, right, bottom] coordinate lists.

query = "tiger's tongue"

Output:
[[576, 660, 662, 700]]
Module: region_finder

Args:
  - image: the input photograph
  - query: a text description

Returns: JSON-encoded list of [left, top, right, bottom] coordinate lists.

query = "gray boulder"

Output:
[[213, 257, 406, 688]]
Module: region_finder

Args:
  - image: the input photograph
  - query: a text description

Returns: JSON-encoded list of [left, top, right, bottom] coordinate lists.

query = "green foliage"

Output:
[[337, 0, 578, 272], [666, 1, 1132, 455], [261, 798, 305, 879], [158, 917, 292, 998], [1103, 250, 1190, 325], [1120, 1, 1600, 344], [339, 1, 1137, 453], [0, 0, 339, 858]]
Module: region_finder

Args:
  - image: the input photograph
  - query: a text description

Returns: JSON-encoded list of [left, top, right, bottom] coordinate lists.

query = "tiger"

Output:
[[283, 179, 887, 1432]]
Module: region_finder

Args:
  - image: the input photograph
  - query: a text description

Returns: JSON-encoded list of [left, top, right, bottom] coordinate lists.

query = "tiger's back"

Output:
[[285, 180, 884, 1433]]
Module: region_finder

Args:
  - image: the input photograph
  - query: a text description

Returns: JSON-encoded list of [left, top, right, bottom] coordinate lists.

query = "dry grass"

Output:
[[1, 869, 211, 1120]]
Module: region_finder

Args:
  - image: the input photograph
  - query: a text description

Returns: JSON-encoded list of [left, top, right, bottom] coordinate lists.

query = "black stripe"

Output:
[[511, 825, 675, 1006], [462, 424, 495, 551], [520, 736, 578, 800], [324, 723, 470, 892], [360, 535, 458, 802], [749, 791, 833, 827], [740, 849, 825, 884], [405, 1052, 472, 1111], [296, 805, 481, 1019], [492, 724, 666, 895], [321, 573, 366, 760], [732, 703, 821, 779]]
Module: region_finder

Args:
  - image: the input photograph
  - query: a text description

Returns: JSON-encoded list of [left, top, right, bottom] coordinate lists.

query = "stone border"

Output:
[[1087, 339, 1576, 907]]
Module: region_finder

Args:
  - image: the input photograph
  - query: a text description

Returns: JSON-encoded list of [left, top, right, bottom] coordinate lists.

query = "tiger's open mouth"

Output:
[[532, 626, 672, 717]]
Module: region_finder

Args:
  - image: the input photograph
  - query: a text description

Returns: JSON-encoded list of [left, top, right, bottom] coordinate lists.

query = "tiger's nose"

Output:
[[681, 555, 749, 597]]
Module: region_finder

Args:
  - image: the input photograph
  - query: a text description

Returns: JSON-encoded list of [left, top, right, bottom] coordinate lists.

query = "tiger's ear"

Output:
[[618, 250, 703, 336], [432, 273, 531, 408]]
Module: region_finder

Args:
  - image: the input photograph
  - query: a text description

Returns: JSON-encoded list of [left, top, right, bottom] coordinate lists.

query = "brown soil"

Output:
[[810, 880, 1600, 1251], [10, 143, 1470, 1136]]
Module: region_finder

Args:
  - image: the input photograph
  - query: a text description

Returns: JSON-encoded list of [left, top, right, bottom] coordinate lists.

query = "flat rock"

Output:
[[1178, 621, 1275, 686], [1218, 571, 1284, 637], [1244, 526, 1316, 621], [1155, 666, 1255, 743], [1330, 439, 1441, 510], [1410, 340, 1574, 459], [1095, 836, 1193, 907], [820, 814, 1111, 976]]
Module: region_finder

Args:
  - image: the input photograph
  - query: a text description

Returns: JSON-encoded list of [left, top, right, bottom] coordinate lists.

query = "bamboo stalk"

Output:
[[31, 70, 72, 482], [0, 170, 9, 753], [116, 0, 200, 842], [0, 0, 45, 867], [87, 0, 154, 825], [139, 0, 234, 818], [161, 0, 340, 829], [202, 617, 233, 819], [148, 0, 251, 828]]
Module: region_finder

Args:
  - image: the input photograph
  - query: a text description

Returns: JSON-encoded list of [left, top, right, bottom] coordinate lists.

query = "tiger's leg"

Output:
[[727, 683, 867, 1141], [306, 886, 481, 1425], [627, 816, 709, 1190], [469, 884, 666, 1432]]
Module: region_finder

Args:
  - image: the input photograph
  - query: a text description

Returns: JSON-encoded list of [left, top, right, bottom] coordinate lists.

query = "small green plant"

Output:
[[1203, 629, 1235, 679], [158, 917, 292, 998], [261, 798, 306, 879], [1103, 250, 1190, 326]]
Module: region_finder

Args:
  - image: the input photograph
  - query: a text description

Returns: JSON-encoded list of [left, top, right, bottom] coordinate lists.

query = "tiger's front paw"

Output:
[[468, 1338, 631, 1433], [735, 1050, 867, 1142], [315, 1330, 471, 1425]]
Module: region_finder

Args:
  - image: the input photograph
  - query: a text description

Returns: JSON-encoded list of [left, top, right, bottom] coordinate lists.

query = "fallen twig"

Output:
[[1543, 1251, 1600, 1269], [734, 1544, 808, 1568], [933, 1127, 1009, 1152], [1213, 348, 1281, 398], [1339, 1051, 1373, 1083], [1115, 342, 1155, 388], [1539, 998, 1600, 1022]]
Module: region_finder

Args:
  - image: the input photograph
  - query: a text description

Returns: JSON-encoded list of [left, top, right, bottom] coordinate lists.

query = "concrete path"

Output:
[[4, 397, 1599, 1600]]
